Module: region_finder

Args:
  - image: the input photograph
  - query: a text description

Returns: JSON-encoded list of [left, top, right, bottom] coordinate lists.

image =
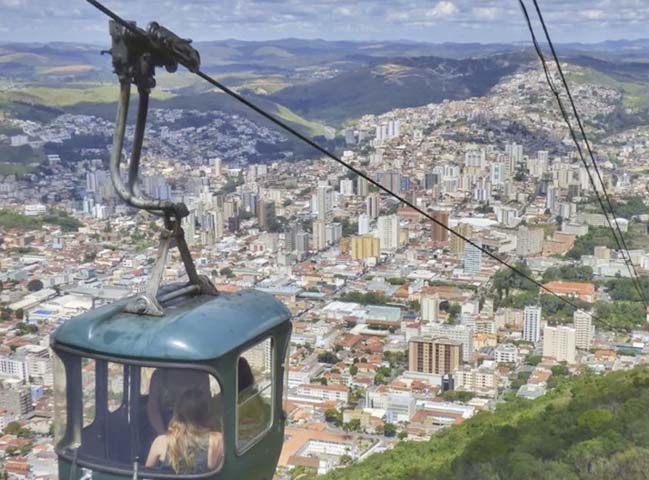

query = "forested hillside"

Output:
[[314, 367, 649, 480]]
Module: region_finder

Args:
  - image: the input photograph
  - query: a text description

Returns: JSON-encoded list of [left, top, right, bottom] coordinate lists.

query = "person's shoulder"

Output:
[[152, 434, 169, 449]]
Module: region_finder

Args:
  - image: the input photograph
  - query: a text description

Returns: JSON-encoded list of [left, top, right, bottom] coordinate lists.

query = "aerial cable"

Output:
[[528, 0, 649, 310], [518, 0, 649, 310], [84, 0, 632, 330]]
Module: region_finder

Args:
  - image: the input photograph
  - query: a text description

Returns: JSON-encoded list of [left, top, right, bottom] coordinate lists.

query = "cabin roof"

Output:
[[53, 289, 291, 361]]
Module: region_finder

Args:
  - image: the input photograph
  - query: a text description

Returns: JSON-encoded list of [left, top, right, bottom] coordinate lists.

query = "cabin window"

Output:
[[53, 351, 224, 477], [236, 337, 274, 453], [81, 359, 96, 428]]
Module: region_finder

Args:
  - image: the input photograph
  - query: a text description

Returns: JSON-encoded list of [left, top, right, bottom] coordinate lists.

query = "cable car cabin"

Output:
[[51, 288, 292, 480]]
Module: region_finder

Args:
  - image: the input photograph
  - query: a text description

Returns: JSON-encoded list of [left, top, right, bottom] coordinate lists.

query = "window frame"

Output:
[[235, 336, 275, 455], [53, 343, 225, 480]]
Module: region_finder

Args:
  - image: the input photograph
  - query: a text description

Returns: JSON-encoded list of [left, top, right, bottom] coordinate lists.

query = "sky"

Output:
[[1, 0, 648, 44]]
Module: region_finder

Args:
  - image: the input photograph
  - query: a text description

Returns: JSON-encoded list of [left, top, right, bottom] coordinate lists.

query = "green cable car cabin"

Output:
[[51, 288, 292, 479]]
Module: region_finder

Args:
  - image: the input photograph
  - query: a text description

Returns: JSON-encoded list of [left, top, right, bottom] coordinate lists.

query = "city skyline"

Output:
[[0, 0, 648, 44]]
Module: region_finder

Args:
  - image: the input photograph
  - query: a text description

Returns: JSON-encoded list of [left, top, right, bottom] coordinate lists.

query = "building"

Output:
[[257, 200, 276, 231], [454, 366, 498, 397], [516, 226, 544, 256], [357, 213, 370, 235], [450, 223, 472, 255], [0, 356, 28, 381], [421, 295, 439, 323], [377, 214, 400, 251], [523, 306, 542, 343], [543, 326, 576, 364], [312, 220, 327, 251], [295, 384, 349, 403], [494, 343, 519, 364], [366, 193, 380, 219], [314, 185, 334, 220], [432, 210, 449, 244], [541, 281, 595, 303], [0, 385, 32, 416], [463, 240, 482, 274], [408, 337, 463, 375], [573, 310, 594, 350], [421, 324, 473, 362], [350, 235, 380, 260]]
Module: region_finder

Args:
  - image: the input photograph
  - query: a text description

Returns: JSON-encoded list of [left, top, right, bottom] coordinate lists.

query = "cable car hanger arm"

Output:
[[98, 8, 215, 316]]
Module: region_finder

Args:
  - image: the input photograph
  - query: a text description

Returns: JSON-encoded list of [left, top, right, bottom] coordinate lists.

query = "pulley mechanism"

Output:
[[104, 18, 215, 316]]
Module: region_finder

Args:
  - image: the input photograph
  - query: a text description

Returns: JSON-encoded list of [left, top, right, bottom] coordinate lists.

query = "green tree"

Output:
[[318, 352, 339, 364], [384, 423, 397, 437], [26, 279, 44, 292]]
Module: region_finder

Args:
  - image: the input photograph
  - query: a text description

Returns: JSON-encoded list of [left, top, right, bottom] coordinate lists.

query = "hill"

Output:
[[313, 367, 649, 480], [269, 52, 534, 123]]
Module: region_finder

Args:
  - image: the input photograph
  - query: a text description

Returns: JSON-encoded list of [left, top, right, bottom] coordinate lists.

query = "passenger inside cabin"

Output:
[[147, 368, 212, 435], [146, 386, 224, 474]]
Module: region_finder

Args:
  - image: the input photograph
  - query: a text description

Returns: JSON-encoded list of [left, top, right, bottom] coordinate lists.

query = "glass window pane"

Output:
[[81, 359, 96, 428], [237, 338, 273, 452], [107, 362, 124, 412], [140, 367, 155, 395], [55, 356, 224, 477], [53, 353, 67, 446]]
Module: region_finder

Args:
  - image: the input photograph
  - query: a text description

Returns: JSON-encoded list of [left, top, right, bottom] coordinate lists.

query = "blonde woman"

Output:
[[146, 387, 223, 474]]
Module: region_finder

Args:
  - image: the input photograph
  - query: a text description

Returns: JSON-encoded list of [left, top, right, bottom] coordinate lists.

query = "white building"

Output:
[[523, 306, 542, 343], [358, 214, 370, 235], [295, 384, 349, 403], [543, 326, 576, 364], [377, 214, 400, 252], [494, 343, 519, 364], [421, 295, 440, 323], [574, 310, 594, 350]]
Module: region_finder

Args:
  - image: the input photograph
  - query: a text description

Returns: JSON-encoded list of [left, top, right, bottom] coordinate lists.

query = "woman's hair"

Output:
[[166, 387, 210, 474]]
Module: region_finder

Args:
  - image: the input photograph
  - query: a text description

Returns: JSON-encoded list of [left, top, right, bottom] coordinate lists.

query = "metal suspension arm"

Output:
[[109, 82, 188, 218]]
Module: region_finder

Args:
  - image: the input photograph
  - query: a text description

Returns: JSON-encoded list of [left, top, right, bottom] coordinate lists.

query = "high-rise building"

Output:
[[314, 185, 334, 221], [408, 337, 463, 375], [523, 306, 542, 343], [184, 212, 196, 246], [464, 240, 482, 275], [573, 310, 594, 350], [424, 172, 439, 190], [432, 210, 449, 243], [377, 214, 400, 251], [257, 200, 276, 231], [340, 178, 354, 196], [295, 230, 309, 256], [421, 324, 474, 362], [312, 220, 327, 251], [358, 213, 370, 235], [351, 235, 380, 260], [421, 295, 440, 323], [543, 326, 576, 364], [357, 176, 369, 197], [450, 223, 473, 255], [366, 193, 380, 219], [325, 223, 343, 245], [490, 163, 505, 185]]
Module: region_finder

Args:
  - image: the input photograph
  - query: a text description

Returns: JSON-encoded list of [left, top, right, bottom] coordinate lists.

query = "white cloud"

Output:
[[427, 1, 458, 18], [472, 7, 499, 21], [582, 9, 604, 19], [0, 0, 25, 8]]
